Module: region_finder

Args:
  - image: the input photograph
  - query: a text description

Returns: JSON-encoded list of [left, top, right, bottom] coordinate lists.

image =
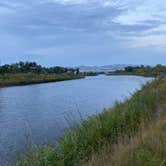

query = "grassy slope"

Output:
[[0, 73, 84, 87], [86, 116, 166, 166], [15, 78, 166, 166]]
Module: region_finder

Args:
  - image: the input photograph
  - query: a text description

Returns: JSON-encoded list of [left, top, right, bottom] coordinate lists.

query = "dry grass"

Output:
[[85, 116, 166, 166], [0, 73, 84, 87]]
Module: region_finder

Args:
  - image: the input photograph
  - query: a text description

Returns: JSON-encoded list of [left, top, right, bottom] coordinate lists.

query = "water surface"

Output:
[[0, 75, 152, 165]]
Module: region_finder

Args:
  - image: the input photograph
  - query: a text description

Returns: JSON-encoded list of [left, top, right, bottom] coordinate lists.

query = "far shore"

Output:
[[0, 73, 85, 88]]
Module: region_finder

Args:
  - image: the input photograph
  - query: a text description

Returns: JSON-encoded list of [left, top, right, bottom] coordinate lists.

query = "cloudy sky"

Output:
[[0, 0, 166, 66]]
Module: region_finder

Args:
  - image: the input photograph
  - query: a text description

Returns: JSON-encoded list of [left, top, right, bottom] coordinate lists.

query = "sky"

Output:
[[0, 0, 166, 66]]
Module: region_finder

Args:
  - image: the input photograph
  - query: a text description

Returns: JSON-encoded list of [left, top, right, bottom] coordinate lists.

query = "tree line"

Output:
[[0, 62, 80, 75], [124, 64, 166, 77], [124, 64, 166, 73], [108, 64, 166, 77]]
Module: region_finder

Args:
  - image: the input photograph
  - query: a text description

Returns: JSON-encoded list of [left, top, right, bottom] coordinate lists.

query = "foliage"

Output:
[[0, 62, 83, 87], [82, 72, 104, 76], [108, 64, 166, 77], [0, 73, 84, 87], [0, 61, 80, 75], [86, 116, 166, 166]]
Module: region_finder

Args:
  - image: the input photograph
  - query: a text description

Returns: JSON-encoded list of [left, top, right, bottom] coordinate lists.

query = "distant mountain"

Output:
[[78, 65, 130, 73]]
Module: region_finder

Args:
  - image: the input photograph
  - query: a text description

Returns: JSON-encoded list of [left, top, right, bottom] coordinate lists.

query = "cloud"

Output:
[[0, 6, 14, 16], [0, 0, 166, 65], [125, 35, 166, 51], [113, 0, 166, 25]]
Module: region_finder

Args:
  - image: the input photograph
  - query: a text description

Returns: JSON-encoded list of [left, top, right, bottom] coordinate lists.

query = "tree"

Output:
[[76, 68, 80, 75], [125, 66, 134, 72], [0, 61, 77, 75]]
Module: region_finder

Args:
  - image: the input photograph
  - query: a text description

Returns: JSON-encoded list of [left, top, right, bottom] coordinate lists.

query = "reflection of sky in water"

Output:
[[0, 75, 152, 165]]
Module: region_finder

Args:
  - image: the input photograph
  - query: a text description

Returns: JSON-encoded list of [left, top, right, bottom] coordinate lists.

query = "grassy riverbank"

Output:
[[0, 73, 84, 87], [108, 65, 166, 78], [107, 71, 154, 77], [15, 77, 166, 166], [0, 62, 85, 87], [86, 116, 166, 166]]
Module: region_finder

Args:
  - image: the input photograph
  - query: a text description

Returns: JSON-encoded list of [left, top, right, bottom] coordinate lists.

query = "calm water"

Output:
[[0, 75, 152, 165]]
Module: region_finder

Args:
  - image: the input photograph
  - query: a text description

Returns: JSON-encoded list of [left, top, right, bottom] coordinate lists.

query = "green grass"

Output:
[[14, 77, 166, 166], [107, 67, 166, 78], [107, 71, 157, 77], [107, 64, 166, 78], [0, 73, 84, 87], [85, 116, 166, 166]]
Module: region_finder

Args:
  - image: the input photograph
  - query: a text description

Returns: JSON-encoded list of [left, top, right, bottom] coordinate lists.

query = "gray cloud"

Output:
[[0, 0, 166, 65]]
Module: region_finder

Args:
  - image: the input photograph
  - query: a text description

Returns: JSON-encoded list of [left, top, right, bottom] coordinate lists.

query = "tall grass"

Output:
[[0, 73, 84, 87], [86, 116, 166, 166], [15, 78, 166, 166]]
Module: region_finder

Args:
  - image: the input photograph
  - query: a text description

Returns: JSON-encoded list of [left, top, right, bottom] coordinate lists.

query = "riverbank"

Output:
[[0, 73, 84, 87], [15, 77, 166, 166], [107, 72, 154, 77], [86, 116, 166, 166], [107, 65, 166, 78]]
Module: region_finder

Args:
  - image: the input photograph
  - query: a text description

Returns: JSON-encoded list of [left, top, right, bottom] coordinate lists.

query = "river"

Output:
[[0, 75, 152, 165]]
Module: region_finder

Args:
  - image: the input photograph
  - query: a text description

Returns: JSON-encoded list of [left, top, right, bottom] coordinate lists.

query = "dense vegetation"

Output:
[[0, 62, 83, 87], [81, 71, 104, 76], [0, 61, 79, 75], [108, 64, 166, 77], [86, 116, 166, 166], [15, 77, 166, 166], [0, 73, 84, 87]]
